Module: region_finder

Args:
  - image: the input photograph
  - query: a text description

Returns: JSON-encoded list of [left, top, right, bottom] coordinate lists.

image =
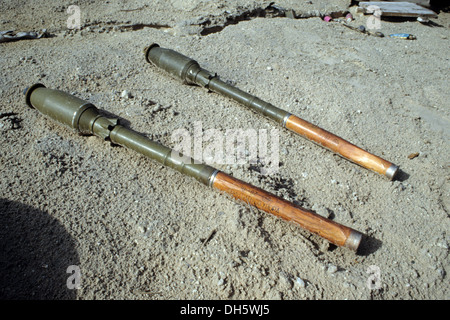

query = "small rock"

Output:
[[295, 277, 306, 288], [327, 264, 338, 274], [436, 268, 446, 280], [152, 104, 163, 113], [121, 90, 132, 99]]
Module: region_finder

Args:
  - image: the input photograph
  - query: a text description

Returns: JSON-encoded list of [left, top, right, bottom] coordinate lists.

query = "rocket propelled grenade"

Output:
[[25, 84, 363, 251], [144, 43, 399, 180]]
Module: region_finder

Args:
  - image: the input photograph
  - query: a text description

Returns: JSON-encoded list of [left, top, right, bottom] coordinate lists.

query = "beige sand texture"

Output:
[[0, 0, 449, 300]]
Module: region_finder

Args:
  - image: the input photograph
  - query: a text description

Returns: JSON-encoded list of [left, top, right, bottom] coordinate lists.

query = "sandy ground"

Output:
[[0, 1, 449, 300]]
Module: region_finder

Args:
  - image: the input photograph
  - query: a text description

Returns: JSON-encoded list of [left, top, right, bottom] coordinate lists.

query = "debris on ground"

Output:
[[389, 33, 417, 39], [0, 29, 49, 43], [357, 1, 438, 18]]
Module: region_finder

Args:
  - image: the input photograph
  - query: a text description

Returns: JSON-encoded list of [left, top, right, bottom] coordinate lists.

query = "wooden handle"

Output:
[[285, 115, 398, 179], [212, 171, 362, 250]]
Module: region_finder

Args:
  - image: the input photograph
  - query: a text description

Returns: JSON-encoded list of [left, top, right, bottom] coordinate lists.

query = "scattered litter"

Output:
[[389, 33, 417, 40], [342, 24, 385, 37], [357, 1, 437, 18], [345, 13, 353, 23], [408, 152, 420, 159], [0, 29, 48, 43], [323, 13, 352, 23], [322, 13, 385, 38]]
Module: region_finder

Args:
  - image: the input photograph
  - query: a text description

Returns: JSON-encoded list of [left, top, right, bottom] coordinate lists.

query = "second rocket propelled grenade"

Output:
[[144, 43, 399, 180], [25, 84, 363, 251]]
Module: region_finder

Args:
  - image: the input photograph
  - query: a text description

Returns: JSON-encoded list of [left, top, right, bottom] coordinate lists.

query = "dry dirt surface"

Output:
[[0, 1, 449, 300]]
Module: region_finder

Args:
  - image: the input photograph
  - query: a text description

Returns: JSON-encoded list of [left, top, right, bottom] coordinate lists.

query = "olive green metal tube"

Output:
[[108, 126, 216, 185], [25, 84, 217, 186], [144, 43, 291, 125]]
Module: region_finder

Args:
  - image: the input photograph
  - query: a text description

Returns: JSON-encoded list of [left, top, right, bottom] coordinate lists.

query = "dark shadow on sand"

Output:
[[0, 198, 80, 299]]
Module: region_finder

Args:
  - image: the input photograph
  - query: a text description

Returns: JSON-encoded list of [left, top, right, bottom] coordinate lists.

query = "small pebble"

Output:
[[121, 90, 131, 99], [327, 265, 338, 274], [295, 277, 306, 288], [153, 104, 163, 113], [436, 268, 445, 280]]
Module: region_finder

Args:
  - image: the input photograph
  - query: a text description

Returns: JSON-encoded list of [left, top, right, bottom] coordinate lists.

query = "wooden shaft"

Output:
[[285, 115, 398, 179], [212, 171, 362, 250]]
